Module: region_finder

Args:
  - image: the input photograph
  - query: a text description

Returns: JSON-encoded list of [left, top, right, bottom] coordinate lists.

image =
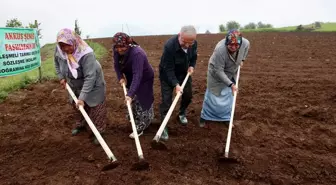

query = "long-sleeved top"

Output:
[[207, 37, 250, 96], [54, 49, 106, 107], [113, 46, 154, 110], [159, 35, 198, 87]]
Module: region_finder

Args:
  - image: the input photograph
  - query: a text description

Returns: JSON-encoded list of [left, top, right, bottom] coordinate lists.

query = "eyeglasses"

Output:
[[180, 36, 195, 44]]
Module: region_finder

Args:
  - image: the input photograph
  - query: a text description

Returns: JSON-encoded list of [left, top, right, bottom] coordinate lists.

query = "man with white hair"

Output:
[[158, 25, 198, 140]]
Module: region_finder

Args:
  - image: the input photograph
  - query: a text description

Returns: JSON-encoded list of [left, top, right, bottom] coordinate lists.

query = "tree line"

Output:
[[218, 20, 324, 32], [296, 21, 322, 31], [219, 21, 273, 32], [5, 18, 43, 39], [4, 18, 87, 40]]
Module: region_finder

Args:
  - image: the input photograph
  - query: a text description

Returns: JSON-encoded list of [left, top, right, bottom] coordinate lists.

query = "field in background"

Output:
[[0, 41, 107, 102], [239, 22, 336, 32], [0, 32, 336, 185]]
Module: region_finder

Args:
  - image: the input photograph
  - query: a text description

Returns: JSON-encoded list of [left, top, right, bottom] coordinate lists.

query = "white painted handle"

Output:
[[153, 72, 191, 141], [122, 83, 145, 159], [66, 83, 117, 161], [225, 66, 240, 157]]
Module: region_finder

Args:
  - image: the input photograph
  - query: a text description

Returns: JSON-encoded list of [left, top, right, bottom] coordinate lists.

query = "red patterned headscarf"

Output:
[[225, 29, 242, 46], [112, 32, 135, 48]]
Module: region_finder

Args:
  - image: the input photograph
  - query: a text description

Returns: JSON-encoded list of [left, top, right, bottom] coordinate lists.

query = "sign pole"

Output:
[[34, 20, 42, 83]]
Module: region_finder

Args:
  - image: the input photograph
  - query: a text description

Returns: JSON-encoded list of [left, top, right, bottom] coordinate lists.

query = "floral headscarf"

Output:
[[112, 32, 137, 48], [56, 28, 93, 79], [225, 29, 242, 47]]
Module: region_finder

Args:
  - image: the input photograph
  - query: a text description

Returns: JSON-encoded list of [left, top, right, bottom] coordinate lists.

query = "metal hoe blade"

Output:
[[131, 158, 150, 171], [218, 156, 239, 164], [151, 135, 168, 150], [101, 160, 120, 171], [217, 150, 239, 164], [151, 140, 168, 150]]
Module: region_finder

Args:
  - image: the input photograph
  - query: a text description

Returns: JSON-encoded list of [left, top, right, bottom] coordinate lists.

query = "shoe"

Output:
[[178, 114, 188, 125], [199, 117, 206, 128], [71, 126, 86, 136], [129, 131, 143, 139], [160, 127, 169, 141], [93, 137, 99, 145], [92, 133, 104, 145]]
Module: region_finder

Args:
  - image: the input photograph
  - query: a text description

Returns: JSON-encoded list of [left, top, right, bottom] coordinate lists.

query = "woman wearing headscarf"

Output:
[[199, 29, 250, 127], [54, 28, 107, 144], [112, 32, 154, 139]]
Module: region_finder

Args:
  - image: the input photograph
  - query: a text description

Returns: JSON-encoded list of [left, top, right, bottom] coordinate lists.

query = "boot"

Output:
[[92, 132, 105, 145], [160, 127, 169, 141], [71, 126, 86, 136], [129, 131, 144, 139], [178, 114, 188, 126], [199, 117, 207, 128]]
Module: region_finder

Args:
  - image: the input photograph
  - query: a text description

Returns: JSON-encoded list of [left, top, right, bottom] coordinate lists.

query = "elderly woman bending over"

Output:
[[54, 28, 108, 144], [112, 32, 155, 139]]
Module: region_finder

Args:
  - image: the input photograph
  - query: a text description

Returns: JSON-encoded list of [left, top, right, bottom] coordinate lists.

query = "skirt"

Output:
[[73, 100, 107, 133], [200, 87, 233, 122], [127, 97, 154, 133]]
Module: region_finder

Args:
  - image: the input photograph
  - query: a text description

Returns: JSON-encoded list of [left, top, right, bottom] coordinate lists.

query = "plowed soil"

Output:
[[1, 32, 336, 185]]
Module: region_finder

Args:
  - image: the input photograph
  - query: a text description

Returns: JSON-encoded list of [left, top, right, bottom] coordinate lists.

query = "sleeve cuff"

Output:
[[57, 74, 64, 80], [117, 73, 122, 81], [126, 91, 134, 98], [78, 92, 88, 101], [172, 80, 179, 87]]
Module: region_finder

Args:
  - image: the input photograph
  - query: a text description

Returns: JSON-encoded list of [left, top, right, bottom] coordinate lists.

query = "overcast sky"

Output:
[[1, 0, 335, 46]]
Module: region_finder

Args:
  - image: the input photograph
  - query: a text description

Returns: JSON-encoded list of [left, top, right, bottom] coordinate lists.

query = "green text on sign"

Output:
[[0, 27, 41, 77]]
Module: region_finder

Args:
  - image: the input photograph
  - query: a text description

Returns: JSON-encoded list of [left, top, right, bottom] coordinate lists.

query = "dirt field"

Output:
[[1, 32, 336, 185]]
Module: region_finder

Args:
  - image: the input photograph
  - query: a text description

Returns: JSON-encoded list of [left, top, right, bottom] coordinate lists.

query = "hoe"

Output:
[[218, 66, 241, 164], [66, 83, 120, 171], [151, 72, 191, 150], [122, 83, 150, 171]]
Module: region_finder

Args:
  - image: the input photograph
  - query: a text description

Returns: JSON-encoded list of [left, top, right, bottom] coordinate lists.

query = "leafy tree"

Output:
[[27, 20, 42, 39], [257, 21, 266, 28], [6, 18, 23, 28], [244, 22, 257, 29], [219, 24, 225, 32], [226, 21, 240, 30], [74, 19, 81, 36], [315, 21, 321, 28], [296, 25, 304, 31], [257, 21, 273, 28]]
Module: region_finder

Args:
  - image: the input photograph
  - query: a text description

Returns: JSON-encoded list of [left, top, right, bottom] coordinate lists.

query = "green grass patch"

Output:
[[313, 22, 336, 32], [236, 22, 336, 33], [241, 27, 296, 32], [87, 41, 107, 60], [0, 41, 107, 102]]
